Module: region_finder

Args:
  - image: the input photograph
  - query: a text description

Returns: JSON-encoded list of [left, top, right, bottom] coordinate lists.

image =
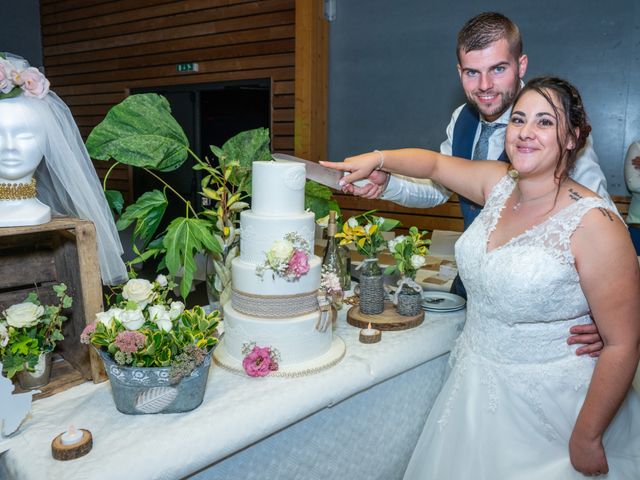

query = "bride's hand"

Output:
[[569, 430, 608, 476], [319, 152, 381, 187]]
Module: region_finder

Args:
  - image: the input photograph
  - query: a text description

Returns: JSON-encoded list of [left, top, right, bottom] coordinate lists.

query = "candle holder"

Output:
[[359, 323, 382, 344], [51, 429, 93, 461]]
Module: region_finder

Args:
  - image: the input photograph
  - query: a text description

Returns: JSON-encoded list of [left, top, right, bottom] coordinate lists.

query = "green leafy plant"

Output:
[[0, 284, 72, 378], [384, 226, 431, 279], [86, 94, 271, 299], [81, 275, 220, 381]]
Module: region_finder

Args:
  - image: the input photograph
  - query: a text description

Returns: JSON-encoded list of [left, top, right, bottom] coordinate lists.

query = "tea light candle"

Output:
[[359, 322, 381, 344], [52, 426, 93, 461], [60, 425, 83, 446]]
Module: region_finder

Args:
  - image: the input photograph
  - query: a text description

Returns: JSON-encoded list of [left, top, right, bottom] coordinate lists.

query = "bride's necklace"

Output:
[[512, 184, 558, 211]]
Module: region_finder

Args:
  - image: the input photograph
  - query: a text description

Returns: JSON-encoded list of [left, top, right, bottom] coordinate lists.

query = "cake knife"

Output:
[[272, 153, 370, 190]]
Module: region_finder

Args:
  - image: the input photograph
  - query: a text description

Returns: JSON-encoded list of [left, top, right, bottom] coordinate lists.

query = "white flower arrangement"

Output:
[[256, 232, 311, 281]]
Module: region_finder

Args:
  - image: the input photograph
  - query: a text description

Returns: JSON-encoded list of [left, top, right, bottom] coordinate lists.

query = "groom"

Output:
[[343, 12, 607, 356]]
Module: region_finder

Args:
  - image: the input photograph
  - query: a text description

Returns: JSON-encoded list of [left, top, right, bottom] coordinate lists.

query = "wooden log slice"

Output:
[[346, 302, 424, 331], [51, 429, 93, 461]]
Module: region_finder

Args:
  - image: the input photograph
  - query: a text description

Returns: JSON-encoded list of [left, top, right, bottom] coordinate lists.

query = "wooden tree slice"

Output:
[[346, 302, 424, 331], [51, 429, 92, 461]]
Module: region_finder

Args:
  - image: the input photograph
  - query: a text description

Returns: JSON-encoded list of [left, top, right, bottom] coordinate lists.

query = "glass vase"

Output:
[[339, 244, 352, 291], [359, 257, 384, 315], [396, 281, 422, 316]]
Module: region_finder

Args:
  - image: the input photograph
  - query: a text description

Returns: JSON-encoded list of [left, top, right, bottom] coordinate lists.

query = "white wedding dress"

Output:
[[404, 175, 640, 479]]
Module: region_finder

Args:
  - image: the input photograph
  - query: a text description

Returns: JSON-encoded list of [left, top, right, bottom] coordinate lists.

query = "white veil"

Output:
[[4, 54, 127, 285]]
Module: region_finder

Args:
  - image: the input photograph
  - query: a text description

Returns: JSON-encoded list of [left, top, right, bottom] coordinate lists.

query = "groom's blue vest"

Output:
[[452, 104, 509, 229]]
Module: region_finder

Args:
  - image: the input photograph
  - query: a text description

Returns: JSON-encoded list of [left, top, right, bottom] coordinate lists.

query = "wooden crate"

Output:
[[0, 216, 108, 398]]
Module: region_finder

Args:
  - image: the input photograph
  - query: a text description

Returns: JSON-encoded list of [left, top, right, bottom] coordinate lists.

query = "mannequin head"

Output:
[[0, 95, 51, 226], [0, 96, 46, 183]]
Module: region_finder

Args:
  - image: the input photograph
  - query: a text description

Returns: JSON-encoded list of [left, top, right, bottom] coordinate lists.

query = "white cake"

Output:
[[215, 160, 345, 376]]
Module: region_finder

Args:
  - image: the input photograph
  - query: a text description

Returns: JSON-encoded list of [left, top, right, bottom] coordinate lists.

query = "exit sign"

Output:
[[176, 62, 199, 72]]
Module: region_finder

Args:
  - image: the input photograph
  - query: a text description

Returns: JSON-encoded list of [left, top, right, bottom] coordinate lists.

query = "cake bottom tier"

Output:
[[217, 304, 345, 376]]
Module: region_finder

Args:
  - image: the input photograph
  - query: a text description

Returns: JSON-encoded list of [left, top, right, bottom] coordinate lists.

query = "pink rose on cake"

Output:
[[288, 249, 310, 277], [241, 343, 280, 377]]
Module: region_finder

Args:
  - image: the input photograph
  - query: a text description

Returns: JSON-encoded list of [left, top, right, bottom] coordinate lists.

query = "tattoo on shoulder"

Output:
[[597, 207, 614, 222], [568, 188, 583, 201]]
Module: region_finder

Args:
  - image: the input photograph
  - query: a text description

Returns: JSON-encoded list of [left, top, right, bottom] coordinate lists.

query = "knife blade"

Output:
[[272, 153, 370, 190]]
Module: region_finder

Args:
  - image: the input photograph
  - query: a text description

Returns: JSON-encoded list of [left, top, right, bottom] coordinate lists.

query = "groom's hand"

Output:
[[342, 170, 389, 199], [568, 322, 603, 357]]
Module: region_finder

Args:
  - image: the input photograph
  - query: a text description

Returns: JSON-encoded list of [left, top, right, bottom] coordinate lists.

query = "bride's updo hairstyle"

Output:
[[512, 76, 591, 183]]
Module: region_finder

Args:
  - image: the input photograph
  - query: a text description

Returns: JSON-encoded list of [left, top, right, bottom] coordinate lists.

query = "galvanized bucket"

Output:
[[97, 348, 214, 415]]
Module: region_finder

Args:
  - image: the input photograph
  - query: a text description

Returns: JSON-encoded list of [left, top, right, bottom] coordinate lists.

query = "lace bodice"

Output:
[[455, 175, 613, 363]]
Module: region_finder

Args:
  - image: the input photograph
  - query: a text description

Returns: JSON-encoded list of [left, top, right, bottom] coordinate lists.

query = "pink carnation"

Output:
[[287, 249, 310, 277], [242, 346, 277, 377], [80, 322, 97, 344], [114, 331, 146, 353], [19, 67, 50, 99]]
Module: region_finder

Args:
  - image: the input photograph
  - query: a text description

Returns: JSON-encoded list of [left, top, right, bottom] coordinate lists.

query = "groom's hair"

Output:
[[456, 12, 523, 62]]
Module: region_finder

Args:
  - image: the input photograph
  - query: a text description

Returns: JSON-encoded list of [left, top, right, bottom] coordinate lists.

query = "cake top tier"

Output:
[[251, 160, 306, 216]]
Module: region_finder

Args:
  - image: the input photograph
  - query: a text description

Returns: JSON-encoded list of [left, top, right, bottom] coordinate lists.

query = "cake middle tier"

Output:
[[232, 256, 322, 296], [239, 210, 316, 265]]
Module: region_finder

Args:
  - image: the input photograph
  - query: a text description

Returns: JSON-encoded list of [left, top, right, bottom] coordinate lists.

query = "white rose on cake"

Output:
[[122, 278, 155, 308], [4, 302, 44, 328], [266, 240, 294, 265]]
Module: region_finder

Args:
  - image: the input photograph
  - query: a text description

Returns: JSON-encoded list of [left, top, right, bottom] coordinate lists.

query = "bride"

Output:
[[322, 76, 640, 478]]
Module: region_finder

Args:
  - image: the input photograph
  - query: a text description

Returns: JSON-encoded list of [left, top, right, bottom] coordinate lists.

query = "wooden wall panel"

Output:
[[335, 193, 632, 235], [41, 0, 297, 201]]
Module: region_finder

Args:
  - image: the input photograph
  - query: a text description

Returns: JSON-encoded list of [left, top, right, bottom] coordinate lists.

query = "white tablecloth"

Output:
[[1, 308, 465, 480]]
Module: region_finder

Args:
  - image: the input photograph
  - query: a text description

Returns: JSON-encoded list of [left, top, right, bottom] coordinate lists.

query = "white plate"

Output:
[[422, 291, 466, 312]]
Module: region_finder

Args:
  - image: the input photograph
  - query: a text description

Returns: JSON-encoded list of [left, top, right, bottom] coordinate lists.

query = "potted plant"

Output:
[[86, 94, 339, 304], [385, 227, 430, 316], [80, 275, 220, 414], [0, 284, 72, 388], [336, 211, 399, 314]]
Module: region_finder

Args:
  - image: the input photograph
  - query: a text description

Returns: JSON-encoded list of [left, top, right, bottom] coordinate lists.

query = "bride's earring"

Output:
[[507, 166, 520, 180]]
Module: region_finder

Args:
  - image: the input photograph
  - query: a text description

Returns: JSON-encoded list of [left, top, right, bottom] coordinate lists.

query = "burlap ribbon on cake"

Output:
[[232, 289, 319, 318]]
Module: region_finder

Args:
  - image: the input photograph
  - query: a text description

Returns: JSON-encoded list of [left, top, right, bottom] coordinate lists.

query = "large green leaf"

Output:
[[116, 190, 168, 247], [305, 180, 340, 220], [163, 217, 221, 298], [212, 128, 271, 192], [105, 189, 124, 215], [86, 94, 189, 172]]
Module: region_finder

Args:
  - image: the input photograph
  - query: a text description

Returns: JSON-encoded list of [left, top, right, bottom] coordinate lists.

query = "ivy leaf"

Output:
[[116, 190, 168, 247], [163, 217, 222, 298], [105, 189, 125, 215], [305, 180, 340, 220], [86, 94, 189, 172]]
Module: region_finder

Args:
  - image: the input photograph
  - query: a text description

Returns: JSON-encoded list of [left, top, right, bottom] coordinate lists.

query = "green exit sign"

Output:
[[176, 62, 199, 72]]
